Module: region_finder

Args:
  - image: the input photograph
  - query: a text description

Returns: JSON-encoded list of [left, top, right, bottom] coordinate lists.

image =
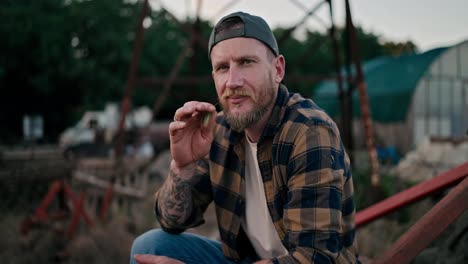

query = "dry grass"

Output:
[[67, 217, 135, 264]]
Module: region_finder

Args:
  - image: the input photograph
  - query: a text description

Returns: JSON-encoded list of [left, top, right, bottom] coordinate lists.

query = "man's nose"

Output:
[[226, 66, 243, 89]]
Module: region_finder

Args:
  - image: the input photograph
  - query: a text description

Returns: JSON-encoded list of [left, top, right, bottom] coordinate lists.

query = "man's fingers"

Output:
[[174, 102, 216, 122], [133, 254, 158, 264], [133, 254, 184, 264], [194, 102, 216, 113], [183, 101, 214, 111], [175, 101, 202, 121], [169, 121, 187, 137]]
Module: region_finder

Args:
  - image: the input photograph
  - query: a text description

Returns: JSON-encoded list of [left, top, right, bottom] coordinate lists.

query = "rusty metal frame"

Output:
[[277, 0, 328, 45], [376, 176, 468, 263], [99, 181, 115, 222], [152, 23, 196, 118], [356, 162, 468, 227], [344, 0, 380, 185], [326, 0, 347, 153], [355, 162, 468, 263], [115, 0, 150, 159], [21, 180, 94, 239], [159, 2, 208, 50]]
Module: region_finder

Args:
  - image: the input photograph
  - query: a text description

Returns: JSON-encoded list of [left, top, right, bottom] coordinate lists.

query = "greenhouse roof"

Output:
[[313, 47, 447, 123]]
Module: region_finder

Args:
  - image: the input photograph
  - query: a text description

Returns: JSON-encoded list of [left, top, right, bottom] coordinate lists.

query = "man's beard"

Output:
[[221, 85, 275, 131]]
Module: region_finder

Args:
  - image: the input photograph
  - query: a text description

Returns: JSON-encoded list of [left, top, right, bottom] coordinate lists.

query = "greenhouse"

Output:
[[412, 40, 468, 146], [313, 39, 468, 153]]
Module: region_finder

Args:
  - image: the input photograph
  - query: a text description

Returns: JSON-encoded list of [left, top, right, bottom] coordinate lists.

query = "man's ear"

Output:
[[274, 55, 286, 84]]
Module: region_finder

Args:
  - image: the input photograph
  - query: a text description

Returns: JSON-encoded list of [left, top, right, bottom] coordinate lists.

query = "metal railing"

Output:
[[356, 162, 468, 263]]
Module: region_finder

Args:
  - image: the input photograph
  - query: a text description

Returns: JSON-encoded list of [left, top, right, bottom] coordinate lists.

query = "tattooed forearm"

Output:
[[158, 172, 195, 226]]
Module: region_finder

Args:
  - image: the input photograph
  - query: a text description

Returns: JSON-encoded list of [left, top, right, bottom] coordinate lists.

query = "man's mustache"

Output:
[[222, 89, 255, 101]]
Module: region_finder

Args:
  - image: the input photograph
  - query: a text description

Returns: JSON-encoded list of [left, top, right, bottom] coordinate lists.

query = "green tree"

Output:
[[383, 40, 418, 56], [0, 0, 142, 143]]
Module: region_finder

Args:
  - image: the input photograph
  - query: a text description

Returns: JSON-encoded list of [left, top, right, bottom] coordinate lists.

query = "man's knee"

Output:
[[131, 229, 177, 255]]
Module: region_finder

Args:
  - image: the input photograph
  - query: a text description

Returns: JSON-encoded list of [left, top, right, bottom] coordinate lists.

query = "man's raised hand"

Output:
[[169, 101, 216, 171]]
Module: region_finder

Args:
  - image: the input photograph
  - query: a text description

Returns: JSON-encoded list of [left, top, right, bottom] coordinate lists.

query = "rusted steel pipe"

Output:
[[99, 183, 115, 222], [278, 0, 327, 45], [326, 0, 347, 150], [115, 0, 149, 159], [374, 172, 468, 264], [345, 0, 380, 186], [356, 162, 468, 227], [152, 34, 194, 119]]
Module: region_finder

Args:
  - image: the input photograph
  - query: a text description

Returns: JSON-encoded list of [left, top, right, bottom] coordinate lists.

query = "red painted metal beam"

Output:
[[63, 184, 94, 228], [115, 0, 149, 158], [356, 162, 468, 227], [23, 181, 94, 239], [277, 0, 327, 45], [159, 5, 208, 50], [35, 180, 62, 222], [345, 0, 380, 187], [152, 34, 194, 119], [66, 191, 87, 239], [374, 175, 468, 264], [99, 184, 114, 222]]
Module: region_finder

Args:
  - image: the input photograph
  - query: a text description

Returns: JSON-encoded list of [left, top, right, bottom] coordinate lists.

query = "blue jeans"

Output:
[[130, 229, 247, 264]]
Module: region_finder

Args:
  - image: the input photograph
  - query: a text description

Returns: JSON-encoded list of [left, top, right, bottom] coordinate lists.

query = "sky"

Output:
[[153, 0, 468, 52]]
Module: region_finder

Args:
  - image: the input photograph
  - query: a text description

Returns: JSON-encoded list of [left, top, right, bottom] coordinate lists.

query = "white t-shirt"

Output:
[[241, 136, 288, 259]]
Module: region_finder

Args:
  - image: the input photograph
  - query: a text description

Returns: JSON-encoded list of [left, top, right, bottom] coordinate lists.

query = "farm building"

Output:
[[313, 39, 468, 154]]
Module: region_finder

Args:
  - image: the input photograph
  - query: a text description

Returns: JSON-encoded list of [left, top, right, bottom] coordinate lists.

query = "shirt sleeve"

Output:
[[274, 121, 356, 264], [154, 157, 214, 233]]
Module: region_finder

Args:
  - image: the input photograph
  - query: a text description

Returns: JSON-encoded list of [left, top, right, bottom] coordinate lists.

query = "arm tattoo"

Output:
[[158, 173, 195, 226]]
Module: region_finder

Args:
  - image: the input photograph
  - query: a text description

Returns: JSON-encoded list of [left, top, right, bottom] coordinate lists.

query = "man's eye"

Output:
[[242, 59, 253, 65], [217, 65, 228, 71]]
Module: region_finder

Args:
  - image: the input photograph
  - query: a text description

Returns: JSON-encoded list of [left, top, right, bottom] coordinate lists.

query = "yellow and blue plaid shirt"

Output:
[[155, 84, 359, 263]]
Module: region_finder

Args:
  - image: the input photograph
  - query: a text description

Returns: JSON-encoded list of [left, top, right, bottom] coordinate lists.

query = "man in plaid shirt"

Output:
[[131, 11, 359, 264]]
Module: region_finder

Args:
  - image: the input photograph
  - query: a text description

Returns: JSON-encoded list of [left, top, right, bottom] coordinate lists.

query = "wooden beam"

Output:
[[73, 171, 145, 199]]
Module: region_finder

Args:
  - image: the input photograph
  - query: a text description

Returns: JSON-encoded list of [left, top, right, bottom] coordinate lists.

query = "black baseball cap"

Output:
[[208, 12, 279, 59]]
